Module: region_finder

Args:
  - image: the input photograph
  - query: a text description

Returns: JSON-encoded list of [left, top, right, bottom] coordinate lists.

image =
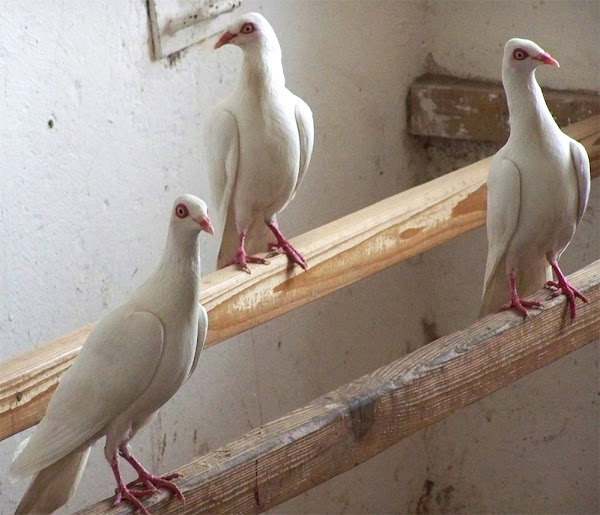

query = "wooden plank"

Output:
[[0, 115, 598, 442], [79, 260, 600, 514], [409, 73, 600, 142]]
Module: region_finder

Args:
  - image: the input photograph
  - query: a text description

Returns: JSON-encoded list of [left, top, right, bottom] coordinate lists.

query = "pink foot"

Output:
[[501, 270, 543, 318], [545, 259, 589, 320], [120, 451, 185, 506], [224, 230, 269, 274], [267, 223, 307, 270], [111, 460, 154, 515], [501, 297, 543, 318]]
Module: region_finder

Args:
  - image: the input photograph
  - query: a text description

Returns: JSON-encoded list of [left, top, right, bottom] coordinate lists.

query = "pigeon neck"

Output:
[[240, 47, 285, 91], [157, 228, 201, 284], [503, 68, 556, 135]]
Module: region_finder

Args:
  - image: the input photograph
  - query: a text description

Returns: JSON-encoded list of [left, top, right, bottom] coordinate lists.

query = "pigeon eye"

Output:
[[513, 48, 528, 61], [175, 203, 189, 219], [241, 22, 255, 34]]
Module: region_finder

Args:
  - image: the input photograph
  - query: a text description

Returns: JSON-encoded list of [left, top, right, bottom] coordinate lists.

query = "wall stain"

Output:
[[160, 433, 167, 460], [421, 316, 440, 344], [416, 479, 435, 514], [416, 479, 458, 514]]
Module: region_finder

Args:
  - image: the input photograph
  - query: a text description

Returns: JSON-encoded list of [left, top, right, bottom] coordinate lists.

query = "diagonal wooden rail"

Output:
[[0, 115, 598, 442], [79, 260, 600, 514]]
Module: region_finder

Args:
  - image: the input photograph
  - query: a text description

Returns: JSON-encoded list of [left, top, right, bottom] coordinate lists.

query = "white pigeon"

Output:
[[206, 12, 314, 273], [10, 195, 214, 514], [481, 38, 590, 319]]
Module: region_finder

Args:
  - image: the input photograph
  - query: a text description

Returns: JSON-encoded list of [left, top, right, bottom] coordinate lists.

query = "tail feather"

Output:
[[480, 256, 551, 318], [15, 447, 91, 515]]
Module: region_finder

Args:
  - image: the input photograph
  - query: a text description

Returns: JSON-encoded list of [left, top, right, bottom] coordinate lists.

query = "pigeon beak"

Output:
[[215, 31, 237, 49], [196, 216, 215, 235], [533, 52, 560, 68]]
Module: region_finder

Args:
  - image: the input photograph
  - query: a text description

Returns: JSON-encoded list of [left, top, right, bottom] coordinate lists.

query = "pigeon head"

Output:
[[171, 194, 214, 235], [503, 38, 559, 73], [214, 12, 276, 51]]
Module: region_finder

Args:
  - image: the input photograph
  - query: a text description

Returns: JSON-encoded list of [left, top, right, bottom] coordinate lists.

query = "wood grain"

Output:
[[79, 260, 600, 514], [410, 74, 600, 142], [0, 115, 598, 442]]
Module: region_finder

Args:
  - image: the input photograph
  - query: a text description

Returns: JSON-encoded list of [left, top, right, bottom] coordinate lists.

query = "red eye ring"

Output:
[[175, 203, 189, 219], [513, 48, 529, 61], [241, 22, 255, 34]]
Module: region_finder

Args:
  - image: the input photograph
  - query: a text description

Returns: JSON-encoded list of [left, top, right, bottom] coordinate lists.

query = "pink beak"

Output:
[[533, 52, 560, 68], [215, 31, 237, 49], [196, 216, 215, 235]]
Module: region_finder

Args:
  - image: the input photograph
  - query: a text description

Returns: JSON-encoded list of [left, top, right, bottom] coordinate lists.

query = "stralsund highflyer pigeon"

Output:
[[206, 12, 314, 273], [10, 195, 214, 514], [481, 38, 590, 319]]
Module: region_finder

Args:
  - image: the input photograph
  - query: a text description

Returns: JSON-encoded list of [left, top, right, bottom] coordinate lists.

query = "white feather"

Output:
[[10, 194, 212, 512], [481, 39, 590, 316], [208, 12, 314, 270]]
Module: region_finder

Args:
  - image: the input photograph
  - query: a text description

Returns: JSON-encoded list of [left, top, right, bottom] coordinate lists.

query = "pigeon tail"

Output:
[[480, 255, 551, 318], [15, 446, 91, 514]]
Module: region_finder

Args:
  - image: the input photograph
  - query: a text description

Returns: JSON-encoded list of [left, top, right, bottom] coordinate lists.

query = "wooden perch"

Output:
[[0, 115, 598, 442], [410, 74, 600, 142], [79, 260, 600, 514]]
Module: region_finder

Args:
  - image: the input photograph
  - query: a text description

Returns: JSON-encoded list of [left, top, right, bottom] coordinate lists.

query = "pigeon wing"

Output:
[[292, 99, 314, 199], [569, 139, 591, 226], [206, 109, 240, 245], [10, 310, 164, 478], [482, 157, 521, 297], [187, 304, 208, 381]]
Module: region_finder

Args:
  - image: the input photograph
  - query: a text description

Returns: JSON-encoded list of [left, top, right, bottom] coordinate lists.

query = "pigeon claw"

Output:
[[113, 485, 152, 515], [501, 297, 543, 318], [267, 241, 307, 270], [225, 251, 270, 274], [547, 260, 589, 320], [544, 280, 588, 320], [266, 223, 308, 271]]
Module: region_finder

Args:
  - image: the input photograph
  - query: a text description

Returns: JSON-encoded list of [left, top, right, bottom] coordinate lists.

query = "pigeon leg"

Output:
[[224, 230, 269, 274], [545, 259, 588, 320], [266, 222, 307, 270], [119, 446, 185, 506], [501, 271, 543, 318], [110, 456, 152, 515]]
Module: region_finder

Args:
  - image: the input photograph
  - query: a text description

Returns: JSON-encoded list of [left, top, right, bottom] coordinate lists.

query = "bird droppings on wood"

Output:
[[15, 392, 22, 402]]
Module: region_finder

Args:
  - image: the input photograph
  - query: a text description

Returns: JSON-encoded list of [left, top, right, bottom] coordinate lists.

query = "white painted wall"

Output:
[[0, 0, 597, 513]]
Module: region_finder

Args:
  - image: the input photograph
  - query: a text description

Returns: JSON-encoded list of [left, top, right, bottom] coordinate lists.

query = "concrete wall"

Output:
[[0, 0, 597, 513]]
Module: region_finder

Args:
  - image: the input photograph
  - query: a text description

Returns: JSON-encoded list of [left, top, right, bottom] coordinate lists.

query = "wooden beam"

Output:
[[0, 115, 598, 442], [409, 74, 600, 142], [79, 260, 600, 515]]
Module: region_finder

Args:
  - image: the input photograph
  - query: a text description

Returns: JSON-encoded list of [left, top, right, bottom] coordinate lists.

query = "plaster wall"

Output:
[[0, 0, 598, 513], [390, 1, 600, 513], [0, 0, 430, 512]]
